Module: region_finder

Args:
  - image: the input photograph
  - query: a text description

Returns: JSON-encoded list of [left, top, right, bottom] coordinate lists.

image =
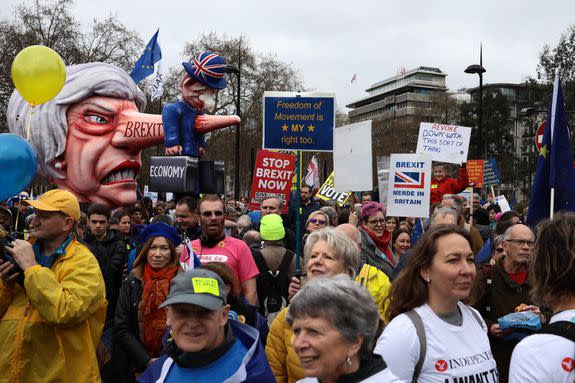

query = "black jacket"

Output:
[[113, 274, 147, 381], [85, 230, 128, 328]]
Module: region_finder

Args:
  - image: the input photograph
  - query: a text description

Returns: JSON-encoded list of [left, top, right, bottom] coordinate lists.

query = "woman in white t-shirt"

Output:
[[509, 213, 575, 383], [374, 225, 498, 383]]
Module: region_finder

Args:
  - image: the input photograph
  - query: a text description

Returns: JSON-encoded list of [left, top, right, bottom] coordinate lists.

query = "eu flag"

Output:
[[526, 72, 575, 227], [130, 29, 162, 84], [411, 217, 424, 247]]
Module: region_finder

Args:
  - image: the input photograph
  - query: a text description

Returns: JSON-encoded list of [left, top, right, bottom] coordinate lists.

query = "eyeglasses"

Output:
[[200, 211, 224, 218], [309, 218, 326, 225], [506, 239, 535, 247], [367, 218, 385, 225]]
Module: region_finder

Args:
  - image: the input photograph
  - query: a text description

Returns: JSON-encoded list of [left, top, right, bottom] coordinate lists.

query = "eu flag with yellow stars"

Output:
[[130, 29, 162, 84], [526, 71, 575, 227]]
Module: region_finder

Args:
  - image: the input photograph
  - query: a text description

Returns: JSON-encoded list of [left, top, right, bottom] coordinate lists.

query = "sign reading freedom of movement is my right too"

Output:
[[416, 122, 471, 164], [386, 153, 432, 218], [262, 91, 335, 151], [248, 150, 296, 213]]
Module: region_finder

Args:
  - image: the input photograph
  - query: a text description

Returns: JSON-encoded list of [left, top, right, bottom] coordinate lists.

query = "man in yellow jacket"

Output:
[[0, 189, 107, 383]]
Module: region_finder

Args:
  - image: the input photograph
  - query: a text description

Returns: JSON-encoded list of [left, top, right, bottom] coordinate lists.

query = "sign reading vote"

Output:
[[315, 171, 351, 206], [483, 158, 501, 187], [387, 153, 432, 218], [416, 122, 471, 164], [248, 150, 296, 213], [263, 91, 335, 151]]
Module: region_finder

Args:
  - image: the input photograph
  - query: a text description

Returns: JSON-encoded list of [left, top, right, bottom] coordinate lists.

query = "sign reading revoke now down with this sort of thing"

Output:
[[263, 91, 335, 151], [415, 122, 471, 164], [386, 153, 432, 218], [248, 150, 296, 213]]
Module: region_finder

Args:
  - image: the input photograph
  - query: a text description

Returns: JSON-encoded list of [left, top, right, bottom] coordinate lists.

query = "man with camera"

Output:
[[0, 189, 107, 383]]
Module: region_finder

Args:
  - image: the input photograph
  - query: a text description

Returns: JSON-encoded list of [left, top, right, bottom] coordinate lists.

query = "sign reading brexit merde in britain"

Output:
[[386, 153, 432, 218], [483, 158, 501, 187], [415, 122, 472, 164], [263, 91, 335, 151], [315, 171, 351, 206], [248, 150, 296, 213], [466, 160, 485, 188]]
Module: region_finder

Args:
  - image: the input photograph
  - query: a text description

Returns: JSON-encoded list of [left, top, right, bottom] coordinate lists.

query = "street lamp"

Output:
[[225, 64, 241, 200], [465, 64, 487, 157]]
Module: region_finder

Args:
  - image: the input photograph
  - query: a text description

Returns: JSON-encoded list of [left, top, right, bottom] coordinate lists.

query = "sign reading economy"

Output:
[[248, 150, 296, 213], [263, 91, 335, 151], [415, 122, 471, 164], [386, 153, 432, 218]]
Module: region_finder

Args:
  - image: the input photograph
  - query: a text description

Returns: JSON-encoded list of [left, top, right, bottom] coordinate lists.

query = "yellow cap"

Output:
[[23, 189, 81, 222]]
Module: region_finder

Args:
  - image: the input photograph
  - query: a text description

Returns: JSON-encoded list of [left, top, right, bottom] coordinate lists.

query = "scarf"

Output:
[[362, 226, 395, 267], [140, 263, 179, 357]]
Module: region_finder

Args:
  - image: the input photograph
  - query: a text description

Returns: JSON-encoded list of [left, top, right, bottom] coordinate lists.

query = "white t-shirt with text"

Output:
[[375, 302, 498, 383], [509, 308, 575, 383]]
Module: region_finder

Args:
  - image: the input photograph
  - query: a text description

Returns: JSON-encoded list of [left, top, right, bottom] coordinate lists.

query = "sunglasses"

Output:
[[309, 218, 326, 225], [200, 211, 224, 218]]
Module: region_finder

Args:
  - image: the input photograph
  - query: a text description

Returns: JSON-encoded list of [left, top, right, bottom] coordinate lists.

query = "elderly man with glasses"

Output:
[[469, 224, 550, 382]]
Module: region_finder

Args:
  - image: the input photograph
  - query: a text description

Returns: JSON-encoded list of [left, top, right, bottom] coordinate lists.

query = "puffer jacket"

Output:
[[0, 238, 107, 383], [266, 269, 391, 383], [356, 263, 391, 320], [266, 307, 303, 383]]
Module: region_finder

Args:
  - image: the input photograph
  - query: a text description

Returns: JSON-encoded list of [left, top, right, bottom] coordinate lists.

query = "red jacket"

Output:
[[430, 166, 469, 204]]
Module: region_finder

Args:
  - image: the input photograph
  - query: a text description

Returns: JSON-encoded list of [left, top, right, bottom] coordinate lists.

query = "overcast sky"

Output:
[[2, 0, 574, 111]]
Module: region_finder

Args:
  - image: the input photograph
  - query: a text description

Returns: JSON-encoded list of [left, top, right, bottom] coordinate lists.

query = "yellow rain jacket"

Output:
[[0, 237, 107, 383]]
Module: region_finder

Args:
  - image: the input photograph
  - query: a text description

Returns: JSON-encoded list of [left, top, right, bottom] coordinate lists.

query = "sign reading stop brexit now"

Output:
[[263, 91, 335, 151], [248, 150, 296, 213]]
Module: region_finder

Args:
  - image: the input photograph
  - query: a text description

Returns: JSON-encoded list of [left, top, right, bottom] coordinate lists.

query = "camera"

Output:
[[0, 227, 24, 286]]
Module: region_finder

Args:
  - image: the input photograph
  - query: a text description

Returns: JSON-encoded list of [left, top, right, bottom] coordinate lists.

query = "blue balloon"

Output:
[[0, 134, 37, 201]]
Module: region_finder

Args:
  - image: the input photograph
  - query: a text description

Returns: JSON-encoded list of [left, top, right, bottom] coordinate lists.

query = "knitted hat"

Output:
[[247, 210, 261, 224], [260, 214, 285, 241], [141, 222, 181, 247]]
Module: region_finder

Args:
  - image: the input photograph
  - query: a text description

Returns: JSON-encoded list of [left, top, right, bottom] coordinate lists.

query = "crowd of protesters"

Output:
[[0, 162, 574, 382]]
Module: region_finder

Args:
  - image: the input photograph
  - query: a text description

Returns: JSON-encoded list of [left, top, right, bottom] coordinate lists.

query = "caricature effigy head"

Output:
[[180, 51, 228, 112], [8, 62, 163, 207]]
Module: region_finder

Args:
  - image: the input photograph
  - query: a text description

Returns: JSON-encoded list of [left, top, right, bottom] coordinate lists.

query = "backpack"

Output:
[[537, 320, 575, 341], [252, 248, 294, 325], [406, 306, 484, 383]]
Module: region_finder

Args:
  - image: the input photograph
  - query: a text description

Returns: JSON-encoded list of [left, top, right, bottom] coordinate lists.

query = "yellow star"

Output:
[[540, 144, 548, 158], [282, 123, 288, 132], [308, 124, 315, 132]]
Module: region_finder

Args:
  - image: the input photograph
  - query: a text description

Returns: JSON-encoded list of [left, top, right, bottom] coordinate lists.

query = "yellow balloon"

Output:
[[11, 45, 66, 106]]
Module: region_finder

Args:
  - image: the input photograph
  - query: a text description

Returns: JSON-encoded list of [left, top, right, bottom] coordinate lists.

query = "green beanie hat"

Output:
[[260, 214, 285, 241]]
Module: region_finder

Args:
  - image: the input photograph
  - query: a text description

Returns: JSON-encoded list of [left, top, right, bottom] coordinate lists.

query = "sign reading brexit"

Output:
[[386, 153, 432, 218], [416, 122, 471, 164], [248, 150, 296, 213], [263, 91, 335, 151]]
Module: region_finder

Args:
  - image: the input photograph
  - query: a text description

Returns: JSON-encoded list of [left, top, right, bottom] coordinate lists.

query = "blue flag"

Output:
[[411, 217, 424, 247], [526, 72, 575, 227], [130, 29, 162, 84]]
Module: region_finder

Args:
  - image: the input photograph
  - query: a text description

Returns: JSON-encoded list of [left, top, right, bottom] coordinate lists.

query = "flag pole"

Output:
[[549, 69, 560, 220]]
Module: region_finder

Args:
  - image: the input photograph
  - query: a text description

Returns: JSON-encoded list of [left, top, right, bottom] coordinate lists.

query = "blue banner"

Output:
[[263, 93, 335, 151], [483, 158, 500, 187]]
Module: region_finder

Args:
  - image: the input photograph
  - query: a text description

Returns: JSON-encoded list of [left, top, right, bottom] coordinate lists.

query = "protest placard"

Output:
[[316, 171, 351, 206], [386, 153, 432, 218], [466, 160, 485, 188], [263, 92, 335, 152], [496, 195, 511, 212], [415, 122, 471, 164], [483, 158, 501, 187], [248, 150, 296, 213], [334, 120, 372, 191], [270, 149, 300, 190], [377, 156, 390, 205]]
